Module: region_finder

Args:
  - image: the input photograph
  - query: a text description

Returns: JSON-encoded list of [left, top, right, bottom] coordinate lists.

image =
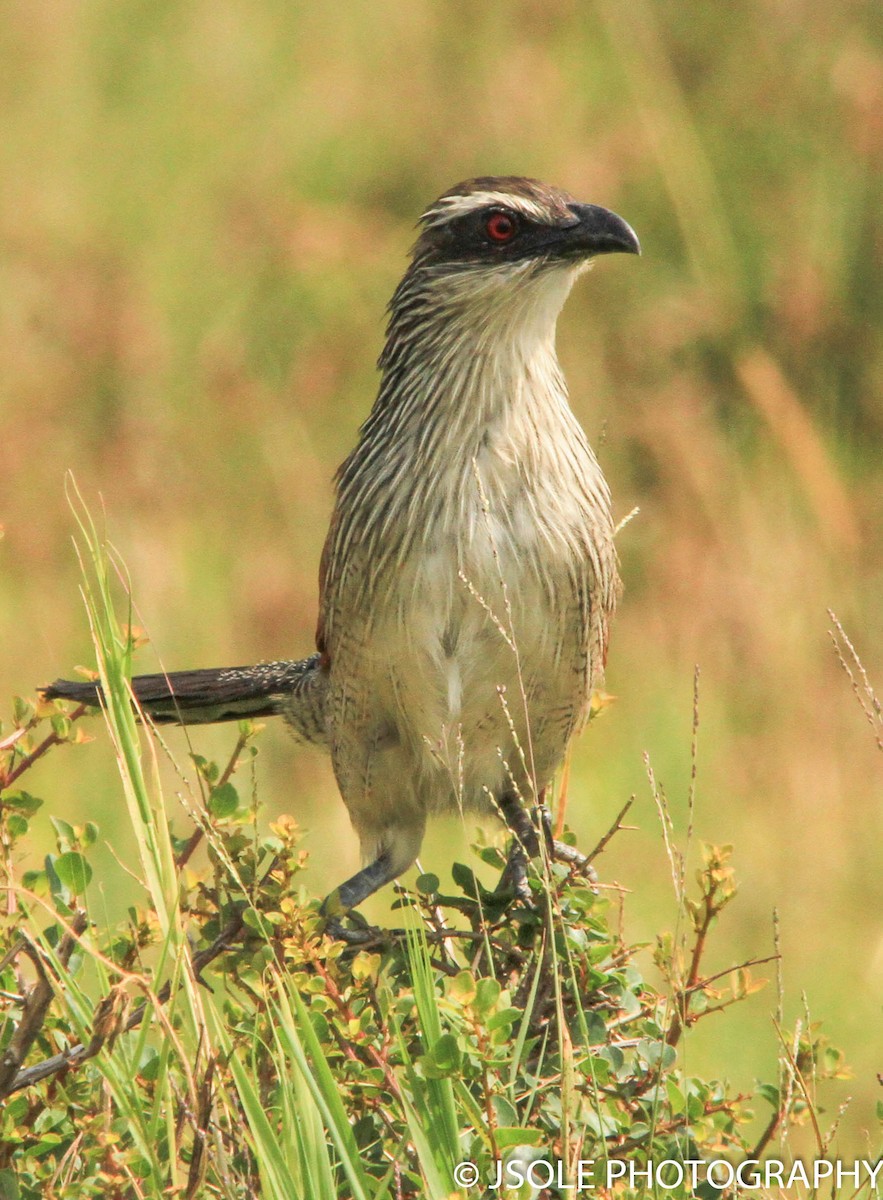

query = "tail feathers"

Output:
[[42, 656, 325, 733]]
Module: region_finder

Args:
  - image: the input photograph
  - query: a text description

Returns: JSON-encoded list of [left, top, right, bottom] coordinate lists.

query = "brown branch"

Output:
[[310, 953, 407, 1106], [175, 729, 251, 870], [685, 953, 778, 994], [665, 867, 733, 1048], [175, 828, 206, 872], [7, 907, 247, 1094], [605, 1096, 751, 1159], [0, 909, 89, 1096], [1, 704, 89, 791], [185, 1054, 216, 1200], [586, 797, 636, 864], [750, 1106, 783, 1162]]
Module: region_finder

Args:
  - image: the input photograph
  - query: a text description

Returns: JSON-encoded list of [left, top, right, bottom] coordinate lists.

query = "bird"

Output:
[[44, 176, 639, 933]]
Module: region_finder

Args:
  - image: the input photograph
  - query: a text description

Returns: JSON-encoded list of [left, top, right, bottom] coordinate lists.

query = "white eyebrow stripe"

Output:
[[421, 191, 553, 228]]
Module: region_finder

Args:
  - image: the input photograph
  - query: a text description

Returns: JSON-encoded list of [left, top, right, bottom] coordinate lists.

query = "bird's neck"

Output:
[[325, 261, 611, 617], [369, 262, 582, 455], [331, 260, 606, 572]]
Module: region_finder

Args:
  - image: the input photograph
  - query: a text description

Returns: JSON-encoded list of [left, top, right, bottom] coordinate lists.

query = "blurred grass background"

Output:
[[2, 0, 881, 1150]]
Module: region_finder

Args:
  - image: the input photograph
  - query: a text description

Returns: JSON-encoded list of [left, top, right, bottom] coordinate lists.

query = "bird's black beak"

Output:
[[562, 203, 641, 259]]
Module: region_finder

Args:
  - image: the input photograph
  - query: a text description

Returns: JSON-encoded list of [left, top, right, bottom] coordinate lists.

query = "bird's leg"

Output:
[[495, 792, 597, 897], [498, 791, 541, 856], [320, 851, 401, 945], [535, 802, 554, 854], [495, 842, 530, 903], [529, 791, 597, 880], [495, 792, 541, 902]]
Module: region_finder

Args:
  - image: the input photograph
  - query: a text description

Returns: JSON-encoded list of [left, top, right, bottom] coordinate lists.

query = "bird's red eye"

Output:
[[485, 212, 518, 242]]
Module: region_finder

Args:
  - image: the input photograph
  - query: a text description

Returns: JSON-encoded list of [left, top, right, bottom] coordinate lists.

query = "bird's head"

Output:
[[392, 176, 639, 342], [412, 175, 638, 271]]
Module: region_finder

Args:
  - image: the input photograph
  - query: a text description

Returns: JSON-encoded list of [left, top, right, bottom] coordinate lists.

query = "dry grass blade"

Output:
[[828, 609, 883, 753]]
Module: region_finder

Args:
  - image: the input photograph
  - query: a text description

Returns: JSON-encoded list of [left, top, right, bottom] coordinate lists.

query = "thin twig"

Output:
[[686, 952, 778, 994], [586, 797, 635, 864], [176, 729, 251, 869]]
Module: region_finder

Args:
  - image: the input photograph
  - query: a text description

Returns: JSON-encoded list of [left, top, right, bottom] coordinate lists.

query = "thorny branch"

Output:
[[586, 796, 635, 864]]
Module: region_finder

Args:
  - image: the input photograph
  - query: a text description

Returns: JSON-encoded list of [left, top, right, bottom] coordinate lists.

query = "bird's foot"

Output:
[[495, 805, 598, 900], [322, 916, 402, 948], [551, 839, 598, 885]]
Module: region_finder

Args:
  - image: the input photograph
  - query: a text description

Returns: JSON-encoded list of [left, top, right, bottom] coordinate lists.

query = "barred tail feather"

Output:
[[42, 655, 327, 743]]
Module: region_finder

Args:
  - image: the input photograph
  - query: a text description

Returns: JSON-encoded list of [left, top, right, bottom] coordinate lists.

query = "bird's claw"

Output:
[[551, 839, 598, 885]]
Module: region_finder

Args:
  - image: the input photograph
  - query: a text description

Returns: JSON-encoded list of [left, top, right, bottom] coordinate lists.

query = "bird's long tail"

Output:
[[42, 655, 327, 741]]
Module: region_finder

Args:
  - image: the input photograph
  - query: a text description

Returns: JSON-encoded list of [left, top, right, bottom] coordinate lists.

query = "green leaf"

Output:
[[50, 817, 75, 851], [54, 852, 92, 894], [451, 862, 479, 897], [33, 1106, 66, 1134], [598, 1044, 624, 1073], [637, 1038, 677, 1069], [4, 1096, 28, 1124], [580, 1054, 611, 1085], [415, 872, 439, 895], [429, 1033, 461, 1073], [208, 782, 239, 818], [492, 1096, 518, 1126], [495, 1127, 544, 1148], [12, 697, 34, 725], [449, 971, 477, 1005], [3, 791, 43, 817], [250, 945, 274, 972], [350, 952, 381, 982], [666, 1077, 686, 1113], [44, 855, 64, 899], [474, 977, 501, 1014], [756, 1082, 780, 1109], [191, 753, 219, 783], [137, 1047, 161, 1082], [487, 1007, 520, 1032], [50, 714, 71, 738], [241, 907, 263, 931]]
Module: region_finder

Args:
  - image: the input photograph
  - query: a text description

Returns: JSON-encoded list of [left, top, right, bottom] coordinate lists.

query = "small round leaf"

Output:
[[209, 783, 239, 819], [54, 852, 92, 894]]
